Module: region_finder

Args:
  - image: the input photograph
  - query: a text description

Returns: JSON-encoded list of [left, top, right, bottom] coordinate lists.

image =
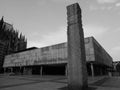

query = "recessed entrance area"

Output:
[[43, 64, 66, 75]]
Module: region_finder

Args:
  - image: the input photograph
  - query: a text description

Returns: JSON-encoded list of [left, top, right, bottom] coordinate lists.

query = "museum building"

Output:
[[0, 41, 6, 73], [3, 37, 113, 76]]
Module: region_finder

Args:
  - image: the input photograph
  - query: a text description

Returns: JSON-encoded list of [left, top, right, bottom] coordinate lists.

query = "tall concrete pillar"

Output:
[[23, 67, 25, 75], [20, 66, 22, 74], [65, 65, 68, 76], [4, 68, 6, 73], [67, 3, 88, 90], [90, 63, 94, 77], [40, 66, 43, 76], [11, 67, 13, 72]]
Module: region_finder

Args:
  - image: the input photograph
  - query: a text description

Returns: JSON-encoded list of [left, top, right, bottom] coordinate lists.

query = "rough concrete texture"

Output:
[[67, 3, 88, 90], [1, 75, 120, 90]]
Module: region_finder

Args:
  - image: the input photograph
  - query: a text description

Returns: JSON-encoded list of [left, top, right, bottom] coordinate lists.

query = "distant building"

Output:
[[0, 17, 27, 72], [0, 41, 6, 73], [112, 61, 120, 76], [3, 22, 14, 30], [0, 17, 27, 54], [3, 37, 113, 76]]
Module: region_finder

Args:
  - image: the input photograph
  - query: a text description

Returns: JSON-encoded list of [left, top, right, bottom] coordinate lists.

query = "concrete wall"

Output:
[[3, 43, 67, 67], [85, 37, 95, 62], [92, 37, 113, 67], [3, 37, 112, 68]]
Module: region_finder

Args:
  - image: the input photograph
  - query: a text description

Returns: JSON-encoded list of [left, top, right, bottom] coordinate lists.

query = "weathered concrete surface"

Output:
[[1, 75, 120, 90], [67, 3, 88, 90]]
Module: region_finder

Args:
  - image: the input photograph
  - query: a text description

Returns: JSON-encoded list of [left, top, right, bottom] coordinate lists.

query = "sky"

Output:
[[0, 0, 120, 61]]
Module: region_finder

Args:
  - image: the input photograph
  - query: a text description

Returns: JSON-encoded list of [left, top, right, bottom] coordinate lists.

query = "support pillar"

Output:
[[4, 68, 6, 73], [40, 66, 43, 76], [90, 63, 94, 77], [67, 3, 88, 90], [20, 66, 22, 74], [11, 67, 13, 72], [65, 65, 68, 76], [100, 67, 103, 75], [24, 67, 27, 75], [23, 67, 25, 75]]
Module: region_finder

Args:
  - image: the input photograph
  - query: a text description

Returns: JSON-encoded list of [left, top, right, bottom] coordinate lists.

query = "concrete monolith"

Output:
[[67, 3, 88, 90]]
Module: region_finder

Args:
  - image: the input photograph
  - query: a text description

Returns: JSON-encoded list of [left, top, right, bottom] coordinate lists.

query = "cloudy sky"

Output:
[[0, 0, 120, 61]]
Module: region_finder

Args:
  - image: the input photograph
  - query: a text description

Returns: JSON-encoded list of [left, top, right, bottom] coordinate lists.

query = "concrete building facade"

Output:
[[0, 41, 6, 73], [0, 17, 27, 73], [3, 37, 113, 76]]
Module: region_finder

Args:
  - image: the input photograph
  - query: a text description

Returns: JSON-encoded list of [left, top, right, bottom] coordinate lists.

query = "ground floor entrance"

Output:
[[4, 62, 111, 76]]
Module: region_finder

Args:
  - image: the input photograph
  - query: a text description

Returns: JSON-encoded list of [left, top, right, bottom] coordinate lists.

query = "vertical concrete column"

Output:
[[23, 67, 25, 75], [40, 66, 43, 76], [67, 3, 88, 90], [65, 65, 68, 76], [20, 66, 22, 74], [4, 68, 6, 73], [90, 63, 94, 77], [100, 67, 103, 75], [11, 67, 13, 72], [108, 72, 112, 77], [24, 67, 27, 75]]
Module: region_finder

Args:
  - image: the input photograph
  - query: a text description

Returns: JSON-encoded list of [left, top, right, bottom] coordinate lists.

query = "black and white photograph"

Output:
[[0, 0, 120, 90]]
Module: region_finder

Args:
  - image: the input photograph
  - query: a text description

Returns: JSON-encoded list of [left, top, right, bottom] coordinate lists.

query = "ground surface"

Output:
[[0, 74, 120, 90]]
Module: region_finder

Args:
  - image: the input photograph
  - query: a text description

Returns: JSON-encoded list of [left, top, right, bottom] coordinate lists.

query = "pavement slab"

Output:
[[0, 75, 120, 90]]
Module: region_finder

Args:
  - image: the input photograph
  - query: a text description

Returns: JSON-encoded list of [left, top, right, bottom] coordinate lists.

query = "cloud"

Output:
[[110, 46, 120, 61], [83, 24, 109, 38], [116, 3, 120, 7], [89, 5, 113, 11], [27, 26, 67, 48], [27, 40, 46, 48], [36, 0, 79, 5], [50, 0, 81, 5], [100, 6, 113, 10], [97, 0, 118, 4], [51, 0, 78, 3], [89, 5, 98, 11], [111, 46, 120, 51], [41, 26, 67, 44]]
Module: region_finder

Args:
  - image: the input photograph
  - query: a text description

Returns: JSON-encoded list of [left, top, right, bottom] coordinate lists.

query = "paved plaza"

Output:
[[0, 75, 120, 90]]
